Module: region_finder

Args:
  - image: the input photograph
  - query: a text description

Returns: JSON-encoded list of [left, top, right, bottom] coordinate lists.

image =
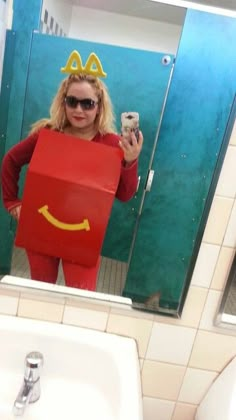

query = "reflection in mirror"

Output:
[[1, 0, 236, 316], [0, 0, 184, 310], [216, 252, 236, 329]]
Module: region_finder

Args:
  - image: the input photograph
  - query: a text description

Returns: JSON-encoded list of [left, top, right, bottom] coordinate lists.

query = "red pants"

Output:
[[26, 250, 100, 291]]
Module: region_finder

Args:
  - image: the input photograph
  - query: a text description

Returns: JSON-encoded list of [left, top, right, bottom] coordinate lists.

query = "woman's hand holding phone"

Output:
[[119, 130, 143, 165], [120, 111, 143, 164]]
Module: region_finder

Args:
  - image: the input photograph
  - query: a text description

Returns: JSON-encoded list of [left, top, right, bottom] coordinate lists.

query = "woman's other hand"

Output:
[[10, 204, 22, 222], [119, 130, 143, 165]]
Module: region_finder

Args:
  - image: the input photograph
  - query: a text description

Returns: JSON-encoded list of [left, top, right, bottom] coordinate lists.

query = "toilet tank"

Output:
[[196, 356, 236, 420]]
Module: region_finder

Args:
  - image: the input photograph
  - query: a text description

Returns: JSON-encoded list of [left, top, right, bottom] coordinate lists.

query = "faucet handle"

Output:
[[24, 351, 44, 382]]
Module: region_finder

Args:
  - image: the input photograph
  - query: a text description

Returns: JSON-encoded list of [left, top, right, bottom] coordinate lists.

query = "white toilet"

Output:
[[195, 356, 236, 419]]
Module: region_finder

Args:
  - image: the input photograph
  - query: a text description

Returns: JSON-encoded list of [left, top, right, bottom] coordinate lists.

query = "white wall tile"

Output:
[[172, 402, 197, 420], [200, 290, 236, 337], [146, 323, 196, 365], [143, 397, 175, 420], [178, 367, 217, 404], [0, 289, 19, 315], [210, 246, 235, 290], [199, 290, 222, 331], [189, 330, 236, 371], [191, 243, 220, 288], [216, 146, 236, 198], [18, 298, 64, 323], [203, 196, 234, 244], [63, 305, 108, 331], [229, 120, 236, 146], [223, 200, 236, 247], [142, 360, 186, 400]]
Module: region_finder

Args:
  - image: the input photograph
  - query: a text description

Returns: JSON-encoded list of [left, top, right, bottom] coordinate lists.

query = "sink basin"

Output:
[[0, 314, 143, 420]]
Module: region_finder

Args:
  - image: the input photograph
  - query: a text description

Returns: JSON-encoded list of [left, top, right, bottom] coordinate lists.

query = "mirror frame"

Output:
[[215, 252, 236, 330]]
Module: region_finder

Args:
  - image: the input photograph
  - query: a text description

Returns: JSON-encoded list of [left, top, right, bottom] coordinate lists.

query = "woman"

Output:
[[1, 73, 143, 290]]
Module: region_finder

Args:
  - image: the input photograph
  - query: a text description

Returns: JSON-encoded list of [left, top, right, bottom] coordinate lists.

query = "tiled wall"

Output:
[[0, 0, 12, 92], [0, 122, 236, 420], [40, 0, 72, 36]]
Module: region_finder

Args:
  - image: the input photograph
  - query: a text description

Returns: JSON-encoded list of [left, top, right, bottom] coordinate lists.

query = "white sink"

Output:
[[0, 314, 143, 420]]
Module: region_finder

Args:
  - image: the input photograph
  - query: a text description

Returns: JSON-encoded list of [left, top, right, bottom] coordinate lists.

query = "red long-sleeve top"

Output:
[[1, 130, 138, 211]]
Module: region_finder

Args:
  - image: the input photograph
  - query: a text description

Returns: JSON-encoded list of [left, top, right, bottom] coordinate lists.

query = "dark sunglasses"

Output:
[[64, 96, 98, 110]]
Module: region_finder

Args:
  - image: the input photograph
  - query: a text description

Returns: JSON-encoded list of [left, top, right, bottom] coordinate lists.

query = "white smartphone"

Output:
[[121, 112, 139, 142]]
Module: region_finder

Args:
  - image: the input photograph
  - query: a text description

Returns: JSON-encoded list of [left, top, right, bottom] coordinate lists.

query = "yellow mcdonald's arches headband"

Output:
[[61, 50, 107, 78]]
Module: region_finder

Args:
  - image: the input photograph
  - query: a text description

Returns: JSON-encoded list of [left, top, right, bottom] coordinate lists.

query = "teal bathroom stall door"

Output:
[[123, 10, 236, 312], [20, 33, 174, 263], [0, 0, 42, 274]]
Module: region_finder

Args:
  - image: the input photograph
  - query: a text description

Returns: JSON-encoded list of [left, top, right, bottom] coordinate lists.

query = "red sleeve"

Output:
[[116, 160, 138, 202], [96, 133, 138, 202], [0, 132, 38, 211]]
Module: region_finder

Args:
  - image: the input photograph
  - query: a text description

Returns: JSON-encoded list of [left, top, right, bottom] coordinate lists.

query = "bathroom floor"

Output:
[[5, 248, 236, 315], [6, 246, 127, 296]]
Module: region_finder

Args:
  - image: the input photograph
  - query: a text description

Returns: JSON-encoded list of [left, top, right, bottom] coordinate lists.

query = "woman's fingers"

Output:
[[120, 130, 143, 149], [137, 130, 143, 148], [119, 130, 143, 163], [10, 205, 21, 221]]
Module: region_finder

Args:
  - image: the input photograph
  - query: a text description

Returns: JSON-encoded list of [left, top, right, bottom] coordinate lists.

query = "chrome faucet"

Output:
[[13, 351, 44, 416]]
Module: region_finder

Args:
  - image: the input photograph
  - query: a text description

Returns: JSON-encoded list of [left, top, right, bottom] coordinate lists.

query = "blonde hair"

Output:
[[30, 74, 116, 135]]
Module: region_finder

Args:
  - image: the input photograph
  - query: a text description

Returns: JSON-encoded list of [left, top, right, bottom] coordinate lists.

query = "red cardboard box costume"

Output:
[[1, 129, 138, 288], [15, 128, 124, 266]]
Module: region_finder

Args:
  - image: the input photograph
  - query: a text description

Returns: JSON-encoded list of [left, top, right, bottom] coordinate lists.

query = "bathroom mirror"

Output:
[[215, 251, 236, 329], [1, 0, 236, 317]]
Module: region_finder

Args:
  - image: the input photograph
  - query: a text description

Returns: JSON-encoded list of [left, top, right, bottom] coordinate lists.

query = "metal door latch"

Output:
[[145, 169, 155, 192], [136, 175, 141, 192]]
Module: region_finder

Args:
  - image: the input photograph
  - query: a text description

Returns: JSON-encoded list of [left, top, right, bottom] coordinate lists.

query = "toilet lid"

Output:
[[196, 357, 236, 420]]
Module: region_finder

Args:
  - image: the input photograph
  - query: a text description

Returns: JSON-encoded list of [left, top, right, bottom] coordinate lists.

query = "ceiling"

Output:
[[70, 0, 236, 25]]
